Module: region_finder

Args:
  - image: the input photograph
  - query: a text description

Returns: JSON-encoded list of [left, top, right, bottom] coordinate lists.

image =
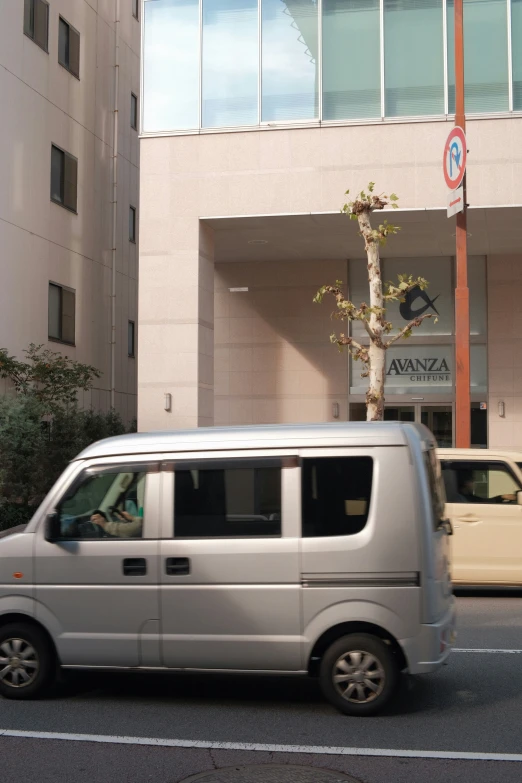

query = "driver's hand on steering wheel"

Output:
[[91, 513, 107, 529], [114, 510, 134, 522]]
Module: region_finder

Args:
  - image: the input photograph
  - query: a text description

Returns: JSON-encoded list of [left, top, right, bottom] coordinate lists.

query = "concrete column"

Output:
[[137, 219, 214, 431]]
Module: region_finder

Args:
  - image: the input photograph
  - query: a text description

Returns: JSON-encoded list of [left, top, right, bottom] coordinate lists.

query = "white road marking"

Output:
[[453, 648, 522, 654], [0, 729, 521, 762]]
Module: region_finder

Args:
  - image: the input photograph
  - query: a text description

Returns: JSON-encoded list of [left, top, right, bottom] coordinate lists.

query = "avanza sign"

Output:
[[387, 356, 451, 383]]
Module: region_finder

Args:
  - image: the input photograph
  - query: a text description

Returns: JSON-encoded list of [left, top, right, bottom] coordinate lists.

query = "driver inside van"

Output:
[[458, 471, 516, 504], [90, 508, 143, 538]]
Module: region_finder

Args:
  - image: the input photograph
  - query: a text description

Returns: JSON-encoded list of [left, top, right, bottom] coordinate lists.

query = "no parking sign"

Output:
[[444, 126, 467, 216], [443, 126, 466, 190]]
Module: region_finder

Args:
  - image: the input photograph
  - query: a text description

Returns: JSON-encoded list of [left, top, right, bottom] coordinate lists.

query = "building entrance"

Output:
[[383, 405, 453, 447]]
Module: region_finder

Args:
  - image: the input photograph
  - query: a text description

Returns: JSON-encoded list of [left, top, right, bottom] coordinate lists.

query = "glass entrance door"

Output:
[[420, 406, 453, 447], [384, 404, 453, 446]]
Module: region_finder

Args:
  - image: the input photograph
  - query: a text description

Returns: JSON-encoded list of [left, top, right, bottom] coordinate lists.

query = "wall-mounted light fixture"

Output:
[[498, 400, 505, 418], [164, 393, 172, 412], [332, 402, 340, 419], [229, 287, 249, 293]]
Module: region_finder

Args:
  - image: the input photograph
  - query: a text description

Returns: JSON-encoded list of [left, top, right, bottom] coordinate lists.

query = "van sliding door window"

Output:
[[173, 460, 282, 538], [302, 457, 373, 538]]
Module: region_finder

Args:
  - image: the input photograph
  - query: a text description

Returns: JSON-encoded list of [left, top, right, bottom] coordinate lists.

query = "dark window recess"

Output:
[[441, 461, 521, 505], [58, 17, 80, 78], [51, 145, 78, 212], [132, 0, 139, 20], [174, 464, 282, 538], [128, 320, 135, 357], [24, 0, 49, 52], [48, 283, 75, 345], [302, 457, 373, 538], [131, 93, 138, 129], [129, 206, 136, 242]]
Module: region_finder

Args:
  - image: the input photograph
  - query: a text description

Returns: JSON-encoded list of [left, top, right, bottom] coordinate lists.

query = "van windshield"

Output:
[[424, 449, 447, 530]]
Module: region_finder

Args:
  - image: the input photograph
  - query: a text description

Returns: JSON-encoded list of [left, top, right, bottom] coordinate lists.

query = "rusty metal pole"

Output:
[[454, 0, 471, 447]]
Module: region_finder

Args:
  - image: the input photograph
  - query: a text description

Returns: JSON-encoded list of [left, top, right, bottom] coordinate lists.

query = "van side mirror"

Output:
[[44, 512, 61, 542], [517, 491, 522, 507]]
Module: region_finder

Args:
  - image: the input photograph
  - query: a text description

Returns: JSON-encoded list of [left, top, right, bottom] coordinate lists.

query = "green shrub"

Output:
[[0, 397, 134, 532]]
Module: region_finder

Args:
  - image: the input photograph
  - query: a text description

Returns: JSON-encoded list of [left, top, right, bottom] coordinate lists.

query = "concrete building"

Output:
[[0, 0, 141, 423], [139, 0, 522, 448]]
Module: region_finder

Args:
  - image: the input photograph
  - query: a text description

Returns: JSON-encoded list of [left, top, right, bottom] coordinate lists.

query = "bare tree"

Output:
[[314, 184, 437, 421]]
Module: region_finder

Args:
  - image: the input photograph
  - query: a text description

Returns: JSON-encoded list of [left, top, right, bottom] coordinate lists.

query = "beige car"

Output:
[[439, 449, 522, 585]]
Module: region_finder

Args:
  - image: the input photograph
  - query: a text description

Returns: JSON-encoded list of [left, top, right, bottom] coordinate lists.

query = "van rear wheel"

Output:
[[0, 623, 55, 700], [319, 633, 399, 716]]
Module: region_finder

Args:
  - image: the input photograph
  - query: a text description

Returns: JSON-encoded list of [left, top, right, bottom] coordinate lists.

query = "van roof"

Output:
[[76, 421, 432, 461]]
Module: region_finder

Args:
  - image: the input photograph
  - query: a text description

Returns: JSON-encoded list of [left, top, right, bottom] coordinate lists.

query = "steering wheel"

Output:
[[77, 509, 112, 538]]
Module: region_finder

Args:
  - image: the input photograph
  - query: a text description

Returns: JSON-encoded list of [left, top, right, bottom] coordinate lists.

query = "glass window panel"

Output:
[[447, 0, 509, 113], [58, 18, 69, 68], [262, 0, 318, 122], [469, 255, 486, 336], [322, 0, 381, 120], [50, 145, 64, 204], [302, 457, 373, 537], [128, 321, 135, 357], [384, 0, 444, 117], [143, 0, 200, 132], [58, 470, 146, 539], [513, 0, 522, 110], [202, 0, 258, 128], [48, 284, 61, 340], [174, 464, 281, 537]]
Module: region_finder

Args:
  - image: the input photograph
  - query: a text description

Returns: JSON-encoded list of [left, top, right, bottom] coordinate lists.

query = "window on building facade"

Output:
[[141, 0, 520, 131], [128, 321, 135, 357], [261, 0, 318, 122], [129, 206, 137, 243], [143, 0, 200, 132], [24, 0, 49, 52], [384, 0, 444, 117], [131, 93, 138, 129], [58, 17, 80, 79], [51, 145, 78, 212], [514, 0, 522, 109], [322, 0, 381, 120], [202, 0, 259, 128], [48, 283, 75, 345], [133, 0, 140, 20], [447, 0, 509, 113]]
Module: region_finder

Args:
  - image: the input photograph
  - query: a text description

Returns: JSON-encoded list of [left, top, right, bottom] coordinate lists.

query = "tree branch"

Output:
[[361, 319, 377, 341], [385, 313, 435, 348]]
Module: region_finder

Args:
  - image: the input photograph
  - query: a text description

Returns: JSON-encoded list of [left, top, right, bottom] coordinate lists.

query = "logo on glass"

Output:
[[399, 286, 440, 321]]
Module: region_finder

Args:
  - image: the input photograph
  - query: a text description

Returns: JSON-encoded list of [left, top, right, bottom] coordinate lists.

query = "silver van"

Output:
[[0, 422, 455, 716]]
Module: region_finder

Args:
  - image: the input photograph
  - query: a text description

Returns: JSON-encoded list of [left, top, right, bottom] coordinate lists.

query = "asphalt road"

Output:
[[1, 589, 522, 783]]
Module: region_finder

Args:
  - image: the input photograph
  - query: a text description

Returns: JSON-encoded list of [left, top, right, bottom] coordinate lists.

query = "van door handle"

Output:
[[456, 514, 481, 524], [123, 558, 147, 576], [166, 557, 190, 576]]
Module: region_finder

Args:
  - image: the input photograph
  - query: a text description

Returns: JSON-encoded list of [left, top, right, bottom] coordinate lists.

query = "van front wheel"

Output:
[[0, 623, 55, 700], [319, 633, 399, 716]]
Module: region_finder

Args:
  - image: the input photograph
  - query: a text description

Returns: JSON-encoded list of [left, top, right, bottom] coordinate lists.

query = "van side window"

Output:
[[174, 463, 281, 538], [302, 457, 373, 538], [424, 449, 446, 529], [57, 469, 146, 539], [442, 461, 520, 505]]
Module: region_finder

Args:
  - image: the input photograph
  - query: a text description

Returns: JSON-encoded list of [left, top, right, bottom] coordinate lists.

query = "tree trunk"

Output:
[[358, 209, 385, 421]]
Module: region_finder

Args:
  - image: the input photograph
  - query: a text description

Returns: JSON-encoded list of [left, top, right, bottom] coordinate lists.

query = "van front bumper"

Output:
[[400, 600, 456, 674]]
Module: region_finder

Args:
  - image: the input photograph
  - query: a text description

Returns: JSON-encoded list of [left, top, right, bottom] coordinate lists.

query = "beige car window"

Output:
[[442, 461, 520, 505]]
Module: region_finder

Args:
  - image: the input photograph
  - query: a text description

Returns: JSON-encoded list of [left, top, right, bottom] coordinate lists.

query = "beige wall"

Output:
[[139, 115, 522, 431], [0, 0, 140, 422], [487, 254, 522, 449], [214, 261, 348, 426]]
